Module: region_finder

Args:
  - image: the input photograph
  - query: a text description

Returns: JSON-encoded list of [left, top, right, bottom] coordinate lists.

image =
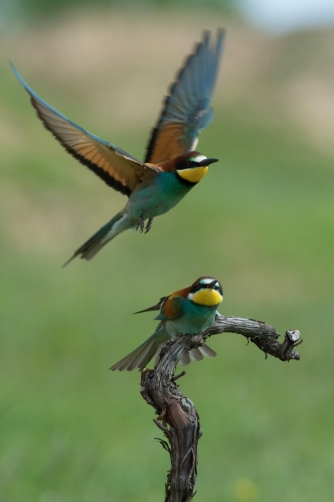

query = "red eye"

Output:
[[187, 161, 193, 167]]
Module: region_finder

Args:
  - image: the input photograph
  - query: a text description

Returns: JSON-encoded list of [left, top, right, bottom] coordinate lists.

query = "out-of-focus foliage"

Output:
[[12, 0, 236, 19], [1, 10, 334, 502]]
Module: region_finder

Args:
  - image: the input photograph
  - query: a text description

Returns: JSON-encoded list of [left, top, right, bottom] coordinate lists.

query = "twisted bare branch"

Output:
[[140, 314, 302, 501]]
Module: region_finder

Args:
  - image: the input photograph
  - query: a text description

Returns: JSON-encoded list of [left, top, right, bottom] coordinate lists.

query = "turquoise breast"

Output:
[[166, 301, 218, 337], [127, 171, 194, 220]]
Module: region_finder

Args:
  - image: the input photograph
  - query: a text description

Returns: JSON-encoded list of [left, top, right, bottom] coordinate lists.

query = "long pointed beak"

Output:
[[208, 279, 219, 289], [199, 158, 219, 167]]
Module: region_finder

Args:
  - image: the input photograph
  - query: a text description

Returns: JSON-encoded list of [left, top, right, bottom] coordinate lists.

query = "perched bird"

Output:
[[11, 29, 224, 263], [111, 276, 223, 371]]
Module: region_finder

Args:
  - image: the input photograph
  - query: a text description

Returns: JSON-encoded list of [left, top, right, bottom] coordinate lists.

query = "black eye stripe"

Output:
[[191, 281, 223, 294], [178, 159, 198, 170], [199, 282, 216, 289]]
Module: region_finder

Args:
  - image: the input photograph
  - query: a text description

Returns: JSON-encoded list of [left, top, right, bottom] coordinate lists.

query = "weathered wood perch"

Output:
[[140, 314, 302, 502]]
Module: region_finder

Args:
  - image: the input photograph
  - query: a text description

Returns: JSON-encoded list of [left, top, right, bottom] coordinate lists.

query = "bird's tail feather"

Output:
[[111, 333, 217, 371], [179, 343, 217, 366], [63, 211, 132, 266], [110, 328, 170, 372]]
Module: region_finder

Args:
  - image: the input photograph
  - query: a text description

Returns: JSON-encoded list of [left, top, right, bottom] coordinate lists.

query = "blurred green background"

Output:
[[1, 1, 334, 501]]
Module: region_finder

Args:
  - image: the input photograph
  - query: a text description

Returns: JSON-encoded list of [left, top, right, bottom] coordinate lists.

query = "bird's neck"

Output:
[[186, 299, 218, 322], [175, 170, 199, 187], [156, 171, 195, 196]]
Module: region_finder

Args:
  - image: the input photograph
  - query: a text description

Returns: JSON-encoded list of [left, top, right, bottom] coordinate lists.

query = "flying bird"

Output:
[[11, 29, 224, 263], [111, 276, 223, 371]]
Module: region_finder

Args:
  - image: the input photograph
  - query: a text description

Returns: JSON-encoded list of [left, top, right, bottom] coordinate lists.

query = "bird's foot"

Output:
[[136, 216, 145, 233], [145, 218, 154, 234]]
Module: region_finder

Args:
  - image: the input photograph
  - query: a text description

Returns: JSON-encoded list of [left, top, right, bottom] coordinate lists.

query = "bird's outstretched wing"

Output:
[[145, 29, 225, 165], [11, 63, 158, 197]]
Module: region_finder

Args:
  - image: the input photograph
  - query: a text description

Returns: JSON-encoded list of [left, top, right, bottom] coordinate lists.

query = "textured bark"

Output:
[[140, 315, 301, 501]]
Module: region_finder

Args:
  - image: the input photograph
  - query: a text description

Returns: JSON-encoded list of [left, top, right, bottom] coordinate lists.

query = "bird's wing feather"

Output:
[[11, 63, 158, 196], [135, 289, 188, 320], [145, 29, 225, 164], [157, 290, 188, 320], [134, 296, 167, 314]]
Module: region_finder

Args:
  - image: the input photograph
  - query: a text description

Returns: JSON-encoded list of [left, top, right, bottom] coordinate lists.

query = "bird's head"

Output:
[[175, 151, 218, 184], [187, 276, 223, 307]]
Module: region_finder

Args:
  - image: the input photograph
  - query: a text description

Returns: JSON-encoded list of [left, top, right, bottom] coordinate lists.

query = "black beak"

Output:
[[208, 279, 219, 289], [199, 158, 219, 167]]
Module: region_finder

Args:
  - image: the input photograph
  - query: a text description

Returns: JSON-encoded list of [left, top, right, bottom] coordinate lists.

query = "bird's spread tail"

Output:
[[179, 343, 217, 366], [63, 212, 132, 266], [110, 328, 170, 372], [110, 329, 217, 372]]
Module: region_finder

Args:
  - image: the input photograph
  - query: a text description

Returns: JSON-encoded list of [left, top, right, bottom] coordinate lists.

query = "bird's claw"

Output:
[[137, 216, 145, 233], [136, 217, 153, 233], [145, 218, 153, 234]]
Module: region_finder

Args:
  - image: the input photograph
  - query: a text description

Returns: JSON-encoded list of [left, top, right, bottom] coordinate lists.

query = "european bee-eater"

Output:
[[111, 276, 223, 371], [11, 29, 224, 263]]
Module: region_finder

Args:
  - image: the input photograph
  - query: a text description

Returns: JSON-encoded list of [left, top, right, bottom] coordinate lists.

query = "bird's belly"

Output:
[[126, 174, 190, 220]]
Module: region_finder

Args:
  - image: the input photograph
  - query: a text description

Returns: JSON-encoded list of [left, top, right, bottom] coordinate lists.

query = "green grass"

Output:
[[1, 17, 334, 502]]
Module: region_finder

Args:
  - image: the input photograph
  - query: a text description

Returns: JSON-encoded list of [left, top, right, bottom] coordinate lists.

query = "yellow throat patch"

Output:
[[191, 289, 223, 307], [177, 166, 209, 183]]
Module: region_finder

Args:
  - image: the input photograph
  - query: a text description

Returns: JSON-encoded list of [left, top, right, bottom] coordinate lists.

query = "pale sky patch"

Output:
[[239, 0, 334, 34]]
